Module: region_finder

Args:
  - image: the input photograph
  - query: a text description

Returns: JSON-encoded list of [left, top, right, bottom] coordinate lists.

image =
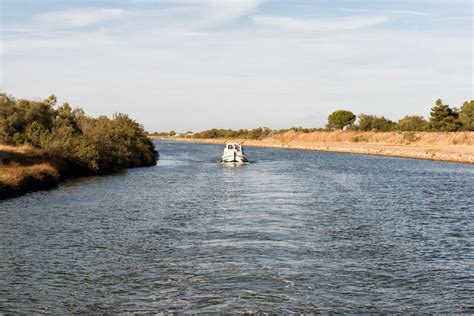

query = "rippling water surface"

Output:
[[1, 140, 473, 313]]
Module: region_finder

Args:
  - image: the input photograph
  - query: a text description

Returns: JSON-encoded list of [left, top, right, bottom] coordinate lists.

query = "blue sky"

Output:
[[1, 0, 472, 132]]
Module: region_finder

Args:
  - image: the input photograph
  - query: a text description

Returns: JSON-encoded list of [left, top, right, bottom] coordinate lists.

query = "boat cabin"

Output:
[[221, 142, 248, 163], [226, 143, 243, 152]]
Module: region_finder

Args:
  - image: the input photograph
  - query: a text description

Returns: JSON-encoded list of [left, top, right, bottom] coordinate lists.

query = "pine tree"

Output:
[[459, 100, 474, 131], [429, 99, 462, 131]]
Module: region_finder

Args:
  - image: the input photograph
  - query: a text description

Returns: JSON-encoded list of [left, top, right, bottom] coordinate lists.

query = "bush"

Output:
[[0, 94, 55, 144], [396, 116, 429, 131], [193, 127, 273, 140], [0, 92, 158, 175], [402, 131, 421, 143], [357, 114, 395, 132], [351, 135, 368, 143], [284, 126, 324, 133], [459, 100, 474, 131]]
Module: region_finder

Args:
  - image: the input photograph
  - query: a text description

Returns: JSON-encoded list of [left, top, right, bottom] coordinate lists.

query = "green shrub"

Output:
[[396, 116, 428, 131], [351, 135, 368, 143], [193, 127, 273, 140], [356, 114, 396, 132], [402, 131, 420, 143], [459, 100, 474, 131], [0, 92, 158, 175]]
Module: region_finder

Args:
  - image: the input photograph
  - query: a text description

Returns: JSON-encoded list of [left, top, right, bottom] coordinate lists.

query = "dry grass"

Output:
[[175, 131, 474, 164], [269, 131, 474, 146], [0, 163, 59, 189], [0, 144, 61, 198], [0, 144, 45, 166], [0, 144, 31, 154]]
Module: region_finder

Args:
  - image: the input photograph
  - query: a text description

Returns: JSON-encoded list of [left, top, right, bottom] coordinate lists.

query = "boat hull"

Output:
[[220, 153, 248, 163]]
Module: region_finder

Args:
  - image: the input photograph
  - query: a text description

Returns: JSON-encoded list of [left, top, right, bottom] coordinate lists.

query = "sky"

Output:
[[1, 0, 473, 132]]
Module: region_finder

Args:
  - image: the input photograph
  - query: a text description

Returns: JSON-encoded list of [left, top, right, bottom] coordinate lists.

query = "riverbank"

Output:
[[1, 93, 158, 200], [0, 142, 156, 200], [0, 145, 61, 199], [155, 131, 474, 164]]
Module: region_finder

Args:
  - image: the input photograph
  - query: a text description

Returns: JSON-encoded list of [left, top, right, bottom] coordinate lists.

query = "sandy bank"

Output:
[[154, 131, 474, 164]]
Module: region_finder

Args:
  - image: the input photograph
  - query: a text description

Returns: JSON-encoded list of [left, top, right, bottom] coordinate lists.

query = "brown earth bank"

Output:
[[1, 144, 158, 200], [0, 145, 58, 199], [0, 144, 153, 200], [154, 131, 474, 164], [0, 144, 79, 199]]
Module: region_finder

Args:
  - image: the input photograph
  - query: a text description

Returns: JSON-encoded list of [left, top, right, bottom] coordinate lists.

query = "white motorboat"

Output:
[[220, 143, 248, 163]]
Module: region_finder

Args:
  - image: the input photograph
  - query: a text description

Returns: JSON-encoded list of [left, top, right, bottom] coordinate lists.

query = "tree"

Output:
[[429, 99, 462, 131], [395, 115, 428, 131], [357, 114, 395, 132], [0, 92, 157, 174], [169, 130, 176, 136], [326, 110, 356, 130], [459, 100, 474, 131], [0, 93, 55, 144]]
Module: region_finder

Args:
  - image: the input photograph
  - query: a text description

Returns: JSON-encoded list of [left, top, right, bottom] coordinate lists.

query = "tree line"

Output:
[[179, 98, 473, 139], [193, 127, 273, 140], [326, 99, 474, 132], [0, 93, 157, 174]]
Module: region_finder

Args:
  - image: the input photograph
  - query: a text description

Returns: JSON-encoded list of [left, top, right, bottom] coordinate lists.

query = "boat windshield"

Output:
[[226, 144, 242, 151]]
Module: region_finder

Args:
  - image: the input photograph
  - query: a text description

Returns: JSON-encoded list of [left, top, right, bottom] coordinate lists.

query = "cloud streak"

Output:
[[253, 15, 390, 32], [128, 0, 263, 27], [35, 8, 130, 28], [340, 8, 430, 17], [2, 0, 471, 131]]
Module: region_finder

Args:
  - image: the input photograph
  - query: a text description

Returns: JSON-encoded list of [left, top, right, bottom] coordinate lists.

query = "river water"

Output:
[[0, 140, 473, 313]]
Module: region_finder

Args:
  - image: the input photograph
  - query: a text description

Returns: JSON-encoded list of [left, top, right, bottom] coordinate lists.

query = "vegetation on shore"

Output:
[[150, 98, 473, 140], [326, 99, 473, 132], [0, 93, 158, 199], [178, 132, 474, 164], [267, 130, 473, 146], [0, 144, 60, 198], [148, 98, 473, 163]]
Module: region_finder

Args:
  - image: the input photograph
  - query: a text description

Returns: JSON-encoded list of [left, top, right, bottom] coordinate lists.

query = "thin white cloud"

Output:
[[432, 16, 472, 21], [340, 8, 430, 17], [204, 0, 264, 23], [4, 23, 470, 130], [253, 15, 390, 32], [35, 8, 129, 28], [2, 1, 471, 131], [128, 0, 263, 26]]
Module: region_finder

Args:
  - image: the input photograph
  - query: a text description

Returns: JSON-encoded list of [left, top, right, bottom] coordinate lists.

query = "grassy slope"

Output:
[[268, 130, 473, 146], [166, 131, 474, 164], [0, 145, 60, 199]]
